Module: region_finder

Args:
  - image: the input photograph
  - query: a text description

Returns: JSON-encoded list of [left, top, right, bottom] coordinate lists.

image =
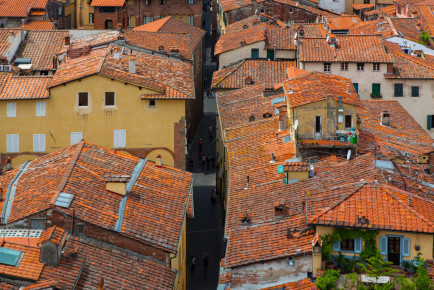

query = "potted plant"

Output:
[[401, 260, 411, 275], [315, 140, 319, 144]]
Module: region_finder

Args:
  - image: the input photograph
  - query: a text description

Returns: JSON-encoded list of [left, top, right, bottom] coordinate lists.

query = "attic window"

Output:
[[243, 24, 249, 29], [263, 112, 272, 118], [78, 92, 89, 107], [158, 45, 165, 52], [245, 77, 253, 85]]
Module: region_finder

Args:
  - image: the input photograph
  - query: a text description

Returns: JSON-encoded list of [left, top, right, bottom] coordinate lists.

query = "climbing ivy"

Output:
[[321, 228, 379, 262]]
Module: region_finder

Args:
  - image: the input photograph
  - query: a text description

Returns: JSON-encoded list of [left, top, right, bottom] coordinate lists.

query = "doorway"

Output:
[[387, 237, 401, 266], [105, 19, 113, 29], [314, 116, 322, 138]]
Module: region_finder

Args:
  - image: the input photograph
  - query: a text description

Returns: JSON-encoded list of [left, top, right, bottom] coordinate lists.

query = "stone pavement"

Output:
[[186, 6, 223, 290]]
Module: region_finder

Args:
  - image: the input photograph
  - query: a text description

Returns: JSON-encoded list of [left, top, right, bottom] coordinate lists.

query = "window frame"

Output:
[[344, 115, 352, 128], [30, 218, 45, 230], [70, 132, 83, 145], [7, 102, 16, 118], [6, 134, 19, 153], [188, 0, 194, 4], [78, 92, 89, 107], [373, 63, 380, 71], [104, 92, 115, 107], [89, 13, 94, 24], [289, 7, 293, 13], [341, 62, 348, 71], [394, 83, 403, 97], [160, 0, 166, 5], [149, 99, 156, 108], [411, 86, 419, 97], [33, 134, 46, 152], [340, 238, 355, 252], [36, 101, 46, 116], [357, 63, 364, 71], [323, 62, 331, 72], [75, 223, 85, 236], [187, 15, 194, 25], [100, 6, 116, 13]]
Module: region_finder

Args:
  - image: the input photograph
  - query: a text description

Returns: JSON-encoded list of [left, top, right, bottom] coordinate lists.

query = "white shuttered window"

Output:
[[36, 101, 46, 116], [114, 129, 126, 148], [33, 134, 46, 152], [70, 132, 83, 145], [7, 102, 16, 117], [6, 134, 19, 152]]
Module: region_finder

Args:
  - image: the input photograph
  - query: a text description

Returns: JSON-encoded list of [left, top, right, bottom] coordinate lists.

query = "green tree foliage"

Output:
[[419, 31, 432, 46], [316, 270, 340, 290], [357, 250, 398, 280]]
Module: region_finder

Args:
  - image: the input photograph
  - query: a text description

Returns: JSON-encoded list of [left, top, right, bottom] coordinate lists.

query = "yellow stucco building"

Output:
[[59, 0, 95, 29], [0, 44, 197, 170]]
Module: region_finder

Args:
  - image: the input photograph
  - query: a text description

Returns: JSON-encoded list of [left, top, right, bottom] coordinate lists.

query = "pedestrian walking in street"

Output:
[[201, 155, 206, 170], [189, 157, 194, 172], [208, 125, 213, 141], [198, 138, 203, 154], [206, 154, 210, 170], [203, 255, 209, 273], [210, 187, 216, 203], [191, 256, 196, 271], [211, 155, 215, 168]]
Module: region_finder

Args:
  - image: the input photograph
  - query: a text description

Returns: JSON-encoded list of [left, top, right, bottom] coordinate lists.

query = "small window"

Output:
[[372, 83, 381, 97], [251, 48, 259, 58], [145, 0, 151, 4], [289, 7, 293, 13], [89, 13, 94, 24], [345, 115, 352, 128], [187, 15, 194, 25], [160, 0, 166, 4], [353, 83, 358, 94], [149, 99, 156, 107], [30, 218, 45, 230], [428, 115, 434, 130], [78, 92, 89, 107], [40, 71, 49, 75], [323, 63, 331, 72], [144, 16, 154, 23], [100, 7, 116, 13], [357, 63, 364, 71], [7, 102, 16, 117], [6, 134, 19, 153], [105, 92, 115, 106], [341, 63, 348, 71], [340, 238, 354, 251], [394, 83, 403, 97], [33, 134, 46, 152], [36, 101, 46, 116], [363, 0, 369, 4], [188, 0, 193, 4], [411, 86, 419, 97], [76, 223, 85, 236], [373, 63, 380, 71]]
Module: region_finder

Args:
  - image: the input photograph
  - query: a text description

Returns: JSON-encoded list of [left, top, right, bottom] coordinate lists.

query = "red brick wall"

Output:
[[127, 0, 202, 27], [93, 6, 128, 29]]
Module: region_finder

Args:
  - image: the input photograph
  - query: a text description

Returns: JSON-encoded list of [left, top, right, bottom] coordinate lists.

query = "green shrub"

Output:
[[413, 262, 433, 290], [316, 270, 340, 290]]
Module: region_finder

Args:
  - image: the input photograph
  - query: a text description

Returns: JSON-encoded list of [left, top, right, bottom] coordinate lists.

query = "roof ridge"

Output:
[[50, 140, 85, 205], [212, 60, 245, 87], [382, 186, 434, 229], [391, 50, 434, 71]]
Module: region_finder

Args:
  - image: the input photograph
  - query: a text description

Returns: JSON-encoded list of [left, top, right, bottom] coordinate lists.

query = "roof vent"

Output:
[[263, 112, 273, 118], [8, 31, 14, 43], [245, 175, 250, 190], [158, 45, 165, 53], [249, 114, 255, 122], [169, 46, 180, 56], [381, 110, 390, 126], [64, 36, 70, 46], [274, 200, 289, 218], [240, 40, 246, 46], [129, 58, 136, 74], [243, 24, 249, 29], [270, 152, 276, 163], [244, 76, 253, 85], [408, 197, 411, 206], [241, 213, 251, 225]]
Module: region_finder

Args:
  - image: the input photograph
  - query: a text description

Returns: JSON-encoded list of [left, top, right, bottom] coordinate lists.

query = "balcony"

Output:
[[297, 130, 358, 149]]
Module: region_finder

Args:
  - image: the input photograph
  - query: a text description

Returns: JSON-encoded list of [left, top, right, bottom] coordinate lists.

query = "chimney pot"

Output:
[[129, 59, 136, 74], [156, 153, 162, 167], [381, 110, 390, 126], [8, 31, 14, 43]]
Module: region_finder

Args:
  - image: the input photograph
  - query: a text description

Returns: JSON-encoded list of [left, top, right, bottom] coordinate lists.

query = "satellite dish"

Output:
[[294, 120, 298, 130], [347, 150, 352, 160]]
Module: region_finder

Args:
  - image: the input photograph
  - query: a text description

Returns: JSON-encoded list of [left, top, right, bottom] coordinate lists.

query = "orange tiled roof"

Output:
[[219, 0, 265, 11], [57, 31, 120, 55], [352, 3, 375, 9], [266, 26, 296, 50], [0, 243, 44, 281], [365, 9, 381, 16], [381, 5, 396, 16], [386, 49, 434, 79], [0, 76, 51, 100], [15, 30, 69, 71], [282, 72, 362, 108], [389, 17, 421, 41], [299, 34, 393, 63], [358, 100, 433, 158], [50, 45, 195, 99], [412, 5, 434, 37], [124, 30, 193, 60], [133, 16, 205, 49], [37, 226, 67, 245], [21, 20, 56, 30], [215, 23, 267, 55], [349, 19, 395, 38], [0, 29, 19, 56], [309, 183, 434, 233], [0, 0, 48, 17], [0, 142, 193, 252], [325, 15, 361, 31], [260, 278, 317, 289], [90, 0, 125, 6], [212, 59, 295, 90], [225, 14, 287, 33]]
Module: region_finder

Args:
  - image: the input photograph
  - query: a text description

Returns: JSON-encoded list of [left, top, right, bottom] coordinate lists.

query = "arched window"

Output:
[[105, 19, 114, 29]]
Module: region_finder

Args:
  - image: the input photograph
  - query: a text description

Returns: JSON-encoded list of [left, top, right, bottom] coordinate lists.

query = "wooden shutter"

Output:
[[427, 115, 432, 130], [114, 130, 126, 148], [7, 134, 19, 153], [353, 83, 358, 94], [333, 241, 341, 252], [372, 83, 381, 96], [36, 101, 46, 116], [402, 238, 410, 257], [354, 237, 362, 253], [7, 102, 16, 117], [33, 134, 45, 152], [379, 237, 387, 255], [70, 132, 83, 145]]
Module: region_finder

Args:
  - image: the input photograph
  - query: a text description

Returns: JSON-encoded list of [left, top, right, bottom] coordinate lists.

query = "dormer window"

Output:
[[263, 112, 272, 118], [245, 76, 253, 85]]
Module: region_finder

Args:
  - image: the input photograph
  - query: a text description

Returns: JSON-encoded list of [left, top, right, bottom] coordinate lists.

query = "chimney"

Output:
[[155, 153, 162, 167], [104, 174, 130, 196], [381, 110, 390, 126], [64, 36, 70, 45], [129, 59, 136, 74], [408, 197, 412, 206], [121, 60, 125, 71], [169, 46, 180, 56], [114, 47, 120, 60], [117, 23, 122, 31], [271, 153, 276, 162], [346, 83, 349, 93], [8, 31, 14, 43], [38, 226, 68, 267], [245, 176, 250, 189], [249, 114, 255, 122], [387, 63, 394, 74]]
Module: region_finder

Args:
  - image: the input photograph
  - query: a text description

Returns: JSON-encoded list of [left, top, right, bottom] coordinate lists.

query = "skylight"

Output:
[[0, 248, 23, 267]]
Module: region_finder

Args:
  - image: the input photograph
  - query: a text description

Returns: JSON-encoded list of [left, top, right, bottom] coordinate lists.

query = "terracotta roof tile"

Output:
[[133, 16, 205, 49], [0, 243, 44, 281], [325, 15, 361, 31], [212, 59, 295, 90], [90, 0, 125, 6], [0, 0, 47, 17], [266, 26, 296, 50], [381, 5, 396, 16], [124, 30, 193, 60], [21, 20, 56, 30], [282, 72, 362, 108], [309, 183, 434, 233], [389, 17, 421, 41], [0, 142, 193, 252], [15, 30, 69, 71], [215, 23, 267, 55], [0, 29, 19, 56], [37, 226, 67, 245], [0, 76, 51, 100], [219, 0, 265, 12], [299, 34, 393, 63], [260, 278, 317, 289], [349, 19, 395, 38], [225, 14, 287, 33], [413, 5, 434, 37], [385, 49, 434, 79]]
